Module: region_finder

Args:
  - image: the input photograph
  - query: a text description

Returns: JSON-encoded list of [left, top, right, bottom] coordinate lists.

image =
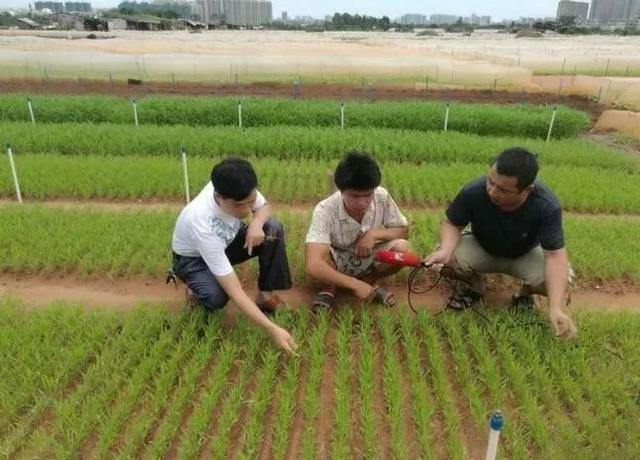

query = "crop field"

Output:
[[1, 302, 639, 459], [0, 95, 590, 138], [1, 205, 639, 281], [1, 92, 639, 459]]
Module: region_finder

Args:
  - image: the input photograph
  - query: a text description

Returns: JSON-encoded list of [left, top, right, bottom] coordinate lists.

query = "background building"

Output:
[[556, 1, 589, 21], [589, 0, 640, 23], [34, 1, 64, 13], [429, 14, 459, 25], [399, 14, 427, 25], [199, 0, 271, 26], [64, 2, 91, 12]]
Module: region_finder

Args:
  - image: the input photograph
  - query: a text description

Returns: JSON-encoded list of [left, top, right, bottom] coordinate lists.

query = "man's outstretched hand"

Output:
[[269, 326, 299, 355]]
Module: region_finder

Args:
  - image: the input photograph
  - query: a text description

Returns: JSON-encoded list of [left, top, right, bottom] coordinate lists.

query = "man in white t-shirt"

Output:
[[172, 158, 297, 354], [305, 152, 410, 310]]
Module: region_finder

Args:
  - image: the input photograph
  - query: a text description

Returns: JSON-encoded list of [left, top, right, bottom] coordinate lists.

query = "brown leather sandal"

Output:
[[256, 294, 285, 314]]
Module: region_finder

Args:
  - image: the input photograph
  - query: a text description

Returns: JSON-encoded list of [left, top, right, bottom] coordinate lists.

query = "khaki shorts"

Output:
[[450, 233, 573, 291], [331, 239, 407, 279]]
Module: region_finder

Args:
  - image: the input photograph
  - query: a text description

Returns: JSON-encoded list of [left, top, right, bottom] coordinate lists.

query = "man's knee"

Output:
[[522, 270, 546, 290], [389, 239, 411, 253], [197, 290, 229, 311], [515, 247, 547, 288]]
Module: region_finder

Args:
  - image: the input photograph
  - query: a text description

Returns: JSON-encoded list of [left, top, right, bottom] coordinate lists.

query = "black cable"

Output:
[[406, 263, 440, 315], [406, 263, 490, 322]]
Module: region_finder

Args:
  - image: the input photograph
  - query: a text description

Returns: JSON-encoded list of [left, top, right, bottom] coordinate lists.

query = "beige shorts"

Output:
[[331, 239, 408, 279], [450, 233, 573, 290]]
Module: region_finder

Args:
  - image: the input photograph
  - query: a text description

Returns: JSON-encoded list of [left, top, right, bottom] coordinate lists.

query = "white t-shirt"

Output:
[[172, 181, 266, 277]]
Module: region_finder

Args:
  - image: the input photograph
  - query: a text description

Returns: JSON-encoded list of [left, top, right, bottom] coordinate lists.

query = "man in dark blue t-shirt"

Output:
[[425, 147, 577, 338]]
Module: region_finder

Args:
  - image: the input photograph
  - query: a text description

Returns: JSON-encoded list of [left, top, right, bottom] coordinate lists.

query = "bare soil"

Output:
[[0, 77, 606, 122], [593, 110, 640, 140], [1, 272, 638, 314]]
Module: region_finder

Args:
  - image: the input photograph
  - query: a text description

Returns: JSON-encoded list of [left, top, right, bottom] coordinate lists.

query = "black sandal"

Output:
[[447, 285, 483, 311], [312, 291, 336, 311], [509, 294, 536, 312]]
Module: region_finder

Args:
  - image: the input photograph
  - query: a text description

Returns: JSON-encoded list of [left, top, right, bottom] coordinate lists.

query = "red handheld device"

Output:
[[375, 250, 423, 268]]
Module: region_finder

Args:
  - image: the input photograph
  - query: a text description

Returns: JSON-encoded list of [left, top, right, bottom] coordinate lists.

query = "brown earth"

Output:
[[3, 199, 640, 221], [1, 273, 639, 313], [0, 77, 606, 122]]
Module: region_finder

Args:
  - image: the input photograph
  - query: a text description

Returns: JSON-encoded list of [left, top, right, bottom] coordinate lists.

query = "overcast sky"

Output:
[[0, 0, 564, 21]]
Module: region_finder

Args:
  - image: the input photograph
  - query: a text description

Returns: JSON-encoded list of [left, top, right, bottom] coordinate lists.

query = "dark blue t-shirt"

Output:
[[446, 176, 565, 259]]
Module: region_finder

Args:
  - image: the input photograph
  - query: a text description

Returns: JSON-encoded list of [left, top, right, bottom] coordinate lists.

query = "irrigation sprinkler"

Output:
[[546, 106, 558, 142], [109, 71, 114, 86], [180, 145, 190, 204], [444, 102, 450, 133], [238, 101, 243, 129], [27, 98, 35, 124], [5, 143, 22, 204], [132, 98, 139, 127], [340, 102, 345, 129], [485, 410, 504, 460]]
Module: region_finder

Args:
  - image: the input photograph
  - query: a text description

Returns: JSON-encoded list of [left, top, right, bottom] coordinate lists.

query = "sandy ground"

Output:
[[594, 110, 640, 139]]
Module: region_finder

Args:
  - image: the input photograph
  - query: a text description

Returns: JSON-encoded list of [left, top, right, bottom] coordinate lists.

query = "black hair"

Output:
[[493, 147, 539, 190], [334, 151, 382, 192], [210, 157, 258, 200]]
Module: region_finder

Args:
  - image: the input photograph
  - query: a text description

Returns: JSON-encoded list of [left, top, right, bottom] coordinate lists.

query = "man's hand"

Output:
[[549, 308, 577, 340], [269, 326, 299, 355], [353, 280, 375, 300], [244, 222, 265, 256], [423, 248, 453, 270], [355, 231, 376, 258]]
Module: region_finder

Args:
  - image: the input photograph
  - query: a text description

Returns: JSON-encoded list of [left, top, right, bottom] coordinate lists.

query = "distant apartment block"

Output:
[[34, 1, 64, 13], [199, 0, 272, 26], [64, 2, 91, 12], [589, 0, 640, 23], [429, 14, 459, 25], [399, 14, 427, 25], [556, 1, 589, 20]]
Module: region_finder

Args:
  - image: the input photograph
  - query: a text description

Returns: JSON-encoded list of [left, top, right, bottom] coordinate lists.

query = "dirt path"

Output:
[[0, 78, 605, 122], [592, 110, 640, 141], [3, 199, 640, 221], [2, 273, 639, 312], [582, 132, 640, 157]]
